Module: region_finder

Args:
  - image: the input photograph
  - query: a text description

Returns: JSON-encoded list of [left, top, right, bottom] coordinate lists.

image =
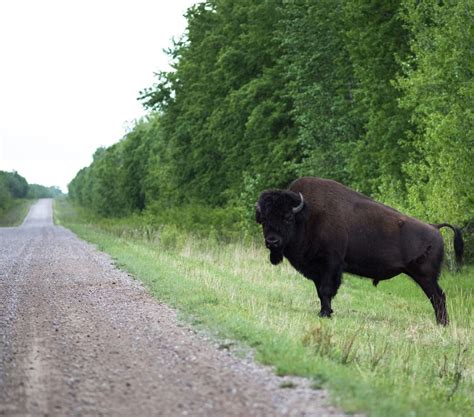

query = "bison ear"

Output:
[[255, 202, 263, 224]]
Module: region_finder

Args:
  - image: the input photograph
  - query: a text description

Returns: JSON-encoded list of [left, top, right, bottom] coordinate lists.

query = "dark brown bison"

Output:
[[255, 177, 463, 325]]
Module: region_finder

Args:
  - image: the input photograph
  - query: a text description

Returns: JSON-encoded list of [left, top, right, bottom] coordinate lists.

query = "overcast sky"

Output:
[[0, 0, 197, 191]]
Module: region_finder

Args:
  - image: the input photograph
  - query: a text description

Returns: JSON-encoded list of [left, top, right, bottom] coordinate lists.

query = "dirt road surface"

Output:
[[0, 199, 346, 417]]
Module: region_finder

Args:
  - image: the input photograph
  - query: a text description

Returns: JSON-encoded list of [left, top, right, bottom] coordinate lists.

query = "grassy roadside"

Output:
[[54, 199, 473, 417], [0, 199, 35, 227]]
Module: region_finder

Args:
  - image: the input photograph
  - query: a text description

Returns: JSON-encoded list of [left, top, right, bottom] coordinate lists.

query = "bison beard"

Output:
[[270, 250, 283, 265], [256, 177, 464, 325]]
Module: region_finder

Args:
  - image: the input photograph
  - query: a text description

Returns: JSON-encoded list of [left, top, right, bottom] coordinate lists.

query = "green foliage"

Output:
[[0, 170, 59, 219], [281, 0, 362, 184], [68, 117, 161, 216], [68, 0, 474, 260], [140, 1, 298, 205], [397, 0, 474, 230], [0, 170, 58, 225], [342, 0, 412, 197], [0, 199, 35, 227], [0, 173, 13, 211], [27, 184, 63, 199], [0, 170, 28, 199]]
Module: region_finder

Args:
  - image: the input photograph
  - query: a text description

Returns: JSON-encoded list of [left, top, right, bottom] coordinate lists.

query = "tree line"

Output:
[[0, 170, 62, 213], [68, 0, 473, 257]]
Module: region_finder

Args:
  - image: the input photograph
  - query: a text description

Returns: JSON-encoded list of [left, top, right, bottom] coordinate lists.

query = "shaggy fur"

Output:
[[256, 177, 464, 325]]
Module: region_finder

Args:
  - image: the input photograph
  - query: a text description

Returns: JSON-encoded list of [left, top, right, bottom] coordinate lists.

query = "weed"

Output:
[[340, 328, 360, 365], [446, 342, 469, 402], [309, 373, 328, 390], [159, 224, 181, 251], [366, 334, 389, 371], [279, 381, 297, 389], [302, 323, 333, 357], [0, 199, 35, 227]]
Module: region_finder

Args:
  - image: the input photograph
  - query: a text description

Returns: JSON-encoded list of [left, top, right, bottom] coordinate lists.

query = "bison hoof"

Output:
[[319, 310, 333, 318], [437, 317, 449, 326]]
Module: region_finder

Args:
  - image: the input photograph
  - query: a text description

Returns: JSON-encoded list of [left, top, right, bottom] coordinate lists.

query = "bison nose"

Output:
[[265, 236, 281, 249]]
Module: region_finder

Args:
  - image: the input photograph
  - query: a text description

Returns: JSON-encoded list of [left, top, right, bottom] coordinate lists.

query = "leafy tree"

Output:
[[281, 0, 362, 184], [140, 0, 298, 207], [5, 171, 29, 198], [0, 170, 60, 212], [342, 0, 411, 198], [0, 172, 13, 211], [119, 118, 156, 212], [397, 0, 473, 254], [27, 184, 63, 198], [68, 167, 88, 206]]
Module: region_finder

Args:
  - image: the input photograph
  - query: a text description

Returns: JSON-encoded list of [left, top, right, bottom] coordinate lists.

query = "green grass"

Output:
[[55, 199, 473, 417], [0, 199, 35, 227]]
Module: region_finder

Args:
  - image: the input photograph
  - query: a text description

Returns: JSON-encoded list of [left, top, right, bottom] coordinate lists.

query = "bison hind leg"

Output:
[[407, 265, 448, 325], [405, 241, 449, 324], [415, 275, 448, 326]]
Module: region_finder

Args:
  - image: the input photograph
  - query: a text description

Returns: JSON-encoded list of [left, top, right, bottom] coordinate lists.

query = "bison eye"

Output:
[[284, 214, 293, 224]]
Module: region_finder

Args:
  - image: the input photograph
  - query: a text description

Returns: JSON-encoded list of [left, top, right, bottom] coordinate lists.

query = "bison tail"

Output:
[[432, 223, 464, 268]]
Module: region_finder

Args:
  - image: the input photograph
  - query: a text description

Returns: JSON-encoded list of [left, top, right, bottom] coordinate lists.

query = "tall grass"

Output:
[[0, 199, 35, 227], [55, 199, 473, 417]]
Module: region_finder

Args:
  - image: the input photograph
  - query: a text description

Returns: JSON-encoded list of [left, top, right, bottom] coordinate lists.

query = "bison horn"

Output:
[[292, 193, 304, 214]]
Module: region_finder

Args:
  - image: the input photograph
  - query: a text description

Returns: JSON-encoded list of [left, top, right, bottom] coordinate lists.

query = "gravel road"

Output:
[[0, 199, 346, 417]]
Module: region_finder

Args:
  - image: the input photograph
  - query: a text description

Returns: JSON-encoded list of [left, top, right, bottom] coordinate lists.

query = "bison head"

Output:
[[255, 190, 306, 265]]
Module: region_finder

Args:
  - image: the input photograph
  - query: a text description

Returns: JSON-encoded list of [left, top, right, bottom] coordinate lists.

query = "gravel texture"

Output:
[[0, 199, 348, 417]]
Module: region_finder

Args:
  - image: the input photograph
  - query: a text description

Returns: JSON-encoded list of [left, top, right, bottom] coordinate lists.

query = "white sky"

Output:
[[0, 0, 197, 192]]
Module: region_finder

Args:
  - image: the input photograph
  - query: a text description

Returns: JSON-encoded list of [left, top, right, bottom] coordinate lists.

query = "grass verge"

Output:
[[55, 199, 473, 417], [0, 199, 35, 227]]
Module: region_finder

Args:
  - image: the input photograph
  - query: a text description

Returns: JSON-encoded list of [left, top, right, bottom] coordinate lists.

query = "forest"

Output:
[[0, 170, 62, 214], [68, 0, 473, 259]]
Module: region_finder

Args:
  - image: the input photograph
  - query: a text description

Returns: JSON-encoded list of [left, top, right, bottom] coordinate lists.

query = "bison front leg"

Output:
[[312, 264, 343, 318]]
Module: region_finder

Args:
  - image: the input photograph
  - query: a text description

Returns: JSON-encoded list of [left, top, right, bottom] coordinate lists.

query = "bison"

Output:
[[255, 177, 463, 325]]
